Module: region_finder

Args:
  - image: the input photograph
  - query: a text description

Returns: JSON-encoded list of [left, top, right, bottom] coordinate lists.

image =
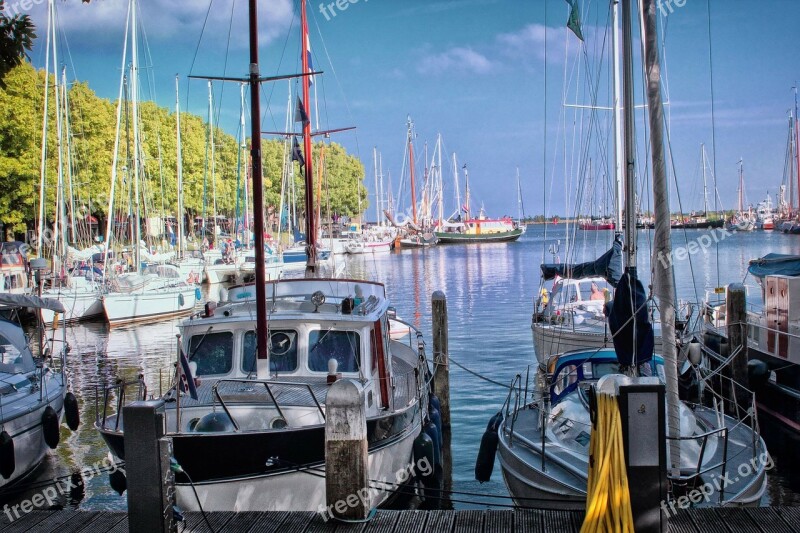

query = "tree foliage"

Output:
[[0, 62, 367, 238], [0, 0, 35, 90]]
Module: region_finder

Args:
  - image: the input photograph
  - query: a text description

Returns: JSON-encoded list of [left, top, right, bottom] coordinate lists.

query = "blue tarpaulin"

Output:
[[747, 254, 800, 279], [605, 270, 654, 367], [540, 238, 623, 287]]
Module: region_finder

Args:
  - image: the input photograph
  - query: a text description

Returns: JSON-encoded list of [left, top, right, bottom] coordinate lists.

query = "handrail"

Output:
[[96, 377, 147, 431], [208, 378, 327, 432]]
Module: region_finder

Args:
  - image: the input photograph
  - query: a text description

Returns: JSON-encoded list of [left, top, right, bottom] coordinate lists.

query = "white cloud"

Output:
[[417, 47, 494, 75], [26, 0, 294, 49]]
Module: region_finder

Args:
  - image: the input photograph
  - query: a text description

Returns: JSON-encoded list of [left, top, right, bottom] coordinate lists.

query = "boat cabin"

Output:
[[542, 276, 612, 318]]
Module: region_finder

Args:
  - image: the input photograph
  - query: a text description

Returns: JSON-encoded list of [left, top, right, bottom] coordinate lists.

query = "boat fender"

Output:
[[428, 405, 443, 445], [42, 406, 60, 449], [474, 411, 503, 483], [0, 430, 14, 479], [424, 422, 441, 468], [429, 394, 441, 413], [193, 412, 236, 433], [748, 359, 770, 389], [64, 392, 80, 431], [413, 431, 435, 482], [702, 332, 721, 355], [195, 288, 202, 302], [178, 293, 185, 307], [109, 468, 127, 495]]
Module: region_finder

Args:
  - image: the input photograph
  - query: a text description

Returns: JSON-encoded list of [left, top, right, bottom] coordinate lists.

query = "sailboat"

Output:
[[98, 0, 437, 512], [100, 0, 197, 326], [434, 162, 523, 244], [671, 145, 723, 229], [495, 0, 766, 509], [727, 159, 755, 231]]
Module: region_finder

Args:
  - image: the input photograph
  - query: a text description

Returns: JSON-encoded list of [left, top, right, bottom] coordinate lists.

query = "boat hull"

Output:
[[102, 285, 198, 326], [40, 290, 103, 324], [434, 228, 523, 244]]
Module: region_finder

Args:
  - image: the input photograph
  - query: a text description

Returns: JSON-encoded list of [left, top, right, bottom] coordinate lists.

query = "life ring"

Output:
[[42, 406, 60, 449], [0, 430, 14, 479]]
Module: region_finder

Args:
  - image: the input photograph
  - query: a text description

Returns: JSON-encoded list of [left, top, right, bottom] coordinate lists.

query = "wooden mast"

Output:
[[248, 0, 269, 376], [301, 1, 317, 275]]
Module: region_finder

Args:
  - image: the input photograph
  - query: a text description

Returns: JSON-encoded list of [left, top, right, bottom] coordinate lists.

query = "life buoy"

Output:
[[0, 430, 14, 479], [64, 392, 80, 431], [42, 406, 60, 449]]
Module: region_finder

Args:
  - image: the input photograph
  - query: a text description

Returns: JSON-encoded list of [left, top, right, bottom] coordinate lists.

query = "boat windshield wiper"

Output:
[[309, 328, 333, 354]]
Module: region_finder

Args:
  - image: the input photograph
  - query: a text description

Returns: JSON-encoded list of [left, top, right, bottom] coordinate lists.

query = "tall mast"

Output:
[[453, 153, 461, 220], [437, 135, 444, 228], [701, 144, 709, 214], [248, 0, 269, 376], [621, 0, 637, 270], [640, 0, 681, 473], [373, 147, 380, 225], [738, 159, 744, 214], [236, 82, 246, 244], [794, 85, 800, 212], [516, 167, 524, 223], [378, 152, 384, 226], [301, 0, 317, 275], [51, 13, 66, 271], [130, 0, 141, 270], [407, 116, 418, 226], [209, 82, 218, 242], [463, 164, 471, 221], [176, 75, 184, 259], [37, 0, 53, 256], [612, 0, 624, 232]]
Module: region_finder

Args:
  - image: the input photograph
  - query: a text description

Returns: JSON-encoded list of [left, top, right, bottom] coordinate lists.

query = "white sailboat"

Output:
[[100, 0, 197, 327]]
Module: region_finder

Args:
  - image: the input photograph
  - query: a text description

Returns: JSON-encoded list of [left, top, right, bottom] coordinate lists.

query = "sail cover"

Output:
[[540, 238, 623, 287], [605, 271, 654, 367], [747, 254, 800, 279]]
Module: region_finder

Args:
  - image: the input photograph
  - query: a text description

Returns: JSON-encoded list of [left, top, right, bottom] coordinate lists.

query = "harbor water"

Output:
[[3, 224, 800, 512]]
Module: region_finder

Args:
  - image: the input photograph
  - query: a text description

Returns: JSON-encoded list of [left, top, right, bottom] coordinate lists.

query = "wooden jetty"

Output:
[[2, 508, 800, 532]]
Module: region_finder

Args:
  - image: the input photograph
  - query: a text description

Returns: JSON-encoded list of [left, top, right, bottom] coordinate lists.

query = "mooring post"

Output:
[[123, 400, 175, 533], [726, 284, 749, 411], [431, 291, 450, 428], [325, 379, 369, 520]]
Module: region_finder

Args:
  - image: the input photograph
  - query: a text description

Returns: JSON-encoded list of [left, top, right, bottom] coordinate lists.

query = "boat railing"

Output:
[[665, 425, 730, 503], [209, 379, 326, 431], [96, 376, 148, 432]]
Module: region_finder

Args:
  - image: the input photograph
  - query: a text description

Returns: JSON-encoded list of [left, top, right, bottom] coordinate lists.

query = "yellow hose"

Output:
[[52, 312, 59, 330], [581, 393, 634, 533]]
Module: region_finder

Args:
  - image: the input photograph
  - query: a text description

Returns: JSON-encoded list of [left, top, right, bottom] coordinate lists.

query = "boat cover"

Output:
[[605, 270, 654, 367], [540, 238, 623, 287], [0, 293, 66, 313], [747, 253, 800, 279]]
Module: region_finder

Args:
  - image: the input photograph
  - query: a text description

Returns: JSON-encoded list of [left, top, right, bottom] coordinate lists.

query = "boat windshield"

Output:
[[308, 330, 360, 373], [242, 330, 298, 373], [0, 333, 34, 374], [188, 332, 233, 376]]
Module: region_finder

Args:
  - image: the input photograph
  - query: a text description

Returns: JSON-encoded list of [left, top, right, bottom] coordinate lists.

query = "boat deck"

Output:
[[2, 508, 798, 532]]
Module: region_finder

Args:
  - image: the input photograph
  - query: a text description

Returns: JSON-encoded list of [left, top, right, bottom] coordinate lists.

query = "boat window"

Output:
[[308, 330, 360, 373], [552, 284, 576, 307], [592, 362, 618, 379], [242, 330, 298, 373], [188, 332, 233, 376], [0, 334, 29, 373], [551, 364, 578, 398]]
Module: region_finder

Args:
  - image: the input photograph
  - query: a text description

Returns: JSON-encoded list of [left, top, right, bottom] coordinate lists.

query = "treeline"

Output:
[[0, 62, 367, 238]]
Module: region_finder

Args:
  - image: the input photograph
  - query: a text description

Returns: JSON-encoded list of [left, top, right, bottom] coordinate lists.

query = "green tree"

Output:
[[0, 0, 34, 90]]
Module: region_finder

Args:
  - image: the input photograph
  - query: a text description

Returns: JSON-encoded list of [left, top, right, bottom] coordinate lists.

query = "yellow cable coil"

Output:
[[581, 393, 634, 533]]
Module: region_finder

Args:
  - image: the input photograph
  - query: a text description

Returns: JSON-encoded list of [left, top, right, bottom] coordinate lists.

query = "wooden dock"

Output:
[[2, 507, 799, 532]]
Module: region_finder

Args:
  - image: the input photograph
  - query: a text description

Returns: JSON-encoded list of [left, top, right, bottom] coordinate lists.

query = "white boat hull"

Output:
[[40, 289, 103, 324], [102, 285, 198, 326], [176, 422, 419, 512]]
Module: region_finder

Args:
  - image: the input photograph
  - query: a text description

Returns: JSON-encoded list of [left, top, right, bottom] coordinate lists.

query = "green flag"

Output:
[[565, 0, 585, 41]]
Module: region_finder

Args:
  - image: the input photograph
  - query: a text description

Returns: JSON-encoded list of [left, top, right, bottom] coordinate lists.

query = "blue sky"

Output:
[[20, 0, 800, 218]]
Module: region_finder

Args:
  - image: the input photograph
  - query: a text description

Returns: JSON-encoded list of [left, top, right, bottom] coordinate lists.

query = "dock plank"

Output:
[[183, 510, 236, 532], [775, 506, 800, 531], [279, 511, 317, 533], [684, 508, 731, 533], [74, 512, 127, 533], [422, 509, 456, 533], [713, 508, 761, 532], [485, 510, 513, 532], [744, 508, 795, 533], [14, 510, 83, 532], [514, 509, 544, 533], [542, 510, 581, 533], [452, 510, 484, 533], [669, 510, 700, 533], [0, 510, 55, 533], [393, 509, 428, 533], [362, 510, 400, 532]]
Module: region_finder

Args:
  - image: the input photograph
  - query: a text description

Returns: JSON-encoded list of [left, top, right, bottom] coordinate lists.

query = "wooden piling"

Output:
[[726, 284, 750, 410], [123, 400, 175, 533], [432, 291, 450, 428], [325, 379, 369, 521]]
